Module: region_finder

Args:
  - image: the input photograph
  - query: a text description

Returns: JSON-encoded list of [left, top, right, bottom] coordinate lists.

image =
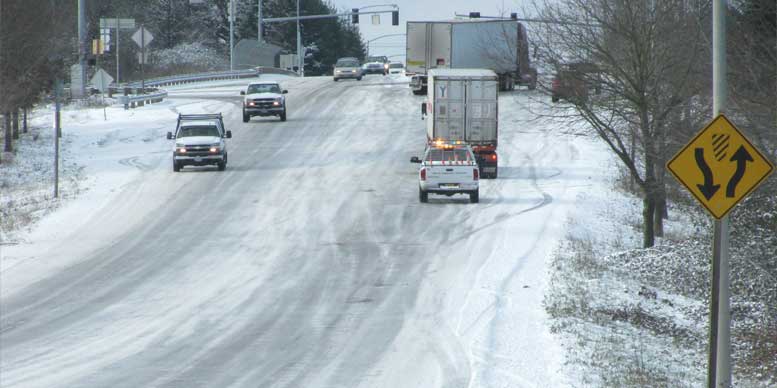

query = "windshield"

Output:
[[177, 125, 221, 138], [247, 84, 281, 94], [336, 60, 359, 68]]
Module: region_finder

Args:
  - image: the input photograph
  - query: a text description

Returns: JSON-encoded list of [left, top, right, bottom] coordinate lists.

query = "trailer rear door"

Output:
[[432, 77, 466, 142], [465, 78, 498, 145]]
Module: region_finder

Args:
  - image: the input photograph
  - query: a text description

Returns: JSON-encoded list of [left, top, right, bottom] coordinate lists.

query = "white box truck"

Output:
[[406, 19, 537, 95], [421, 69, 500, 178]]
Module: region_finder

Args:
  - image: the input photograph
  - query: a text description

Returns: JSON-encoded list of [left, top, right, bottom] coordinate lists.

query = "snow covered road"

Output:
[[1, 75, 612, 387]]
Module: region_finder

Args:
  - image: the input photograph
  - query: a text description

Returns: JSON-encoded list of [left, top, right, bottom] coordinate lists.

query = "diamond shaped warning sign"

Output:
[[667, 114, 774, 219]]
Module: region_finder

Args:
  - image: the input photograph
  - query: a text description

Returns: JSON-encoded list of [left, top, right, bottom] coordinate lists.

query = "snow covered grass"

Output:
[[1, 109, 86, 244], [545, 168, 776, 386]]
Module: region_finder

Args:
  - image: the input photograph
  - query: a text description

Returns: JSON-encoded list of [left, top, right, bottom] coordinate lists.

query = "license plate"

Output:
[[194, 157, 202, 162], [483, 167, 496, 173], [440, 183, 459, 189]]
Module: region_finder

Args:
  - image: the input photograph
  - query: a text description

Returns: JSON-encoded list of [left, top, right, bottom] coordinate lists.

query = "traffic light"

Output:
[[392, 10, 399, 26], [510, 12, 518, 20], [352, 8, 359, 24], [469, 12, 480, 18]]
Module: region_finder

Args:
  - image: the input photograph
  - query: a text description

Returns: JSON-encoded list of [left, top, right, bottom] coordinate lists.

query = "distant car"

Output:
[[362, 55, 389, 75], [388, 62, 404, 75], [167, 114, 232, 172], [333, 58, 363, 81], [411, 142, 480, 203], [240, 81, 288, 122], [552, 62, 602, 103]]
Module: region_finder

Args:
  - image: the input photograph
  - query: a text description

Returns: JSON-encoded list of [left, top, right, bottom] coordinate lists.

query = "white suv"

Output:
[[411, 143, 480, 203], [166, 114, 232, 172]]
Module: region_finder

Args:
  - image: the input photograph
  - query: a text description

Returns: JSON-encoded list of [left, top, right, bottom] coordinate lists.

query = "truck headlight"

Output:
[[273, 100, 280, 106]]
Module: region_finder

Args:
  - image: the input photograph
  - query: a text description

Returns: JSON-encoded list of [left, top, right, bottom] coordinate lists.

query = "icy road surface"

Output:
[[1, 75, 612, 387]]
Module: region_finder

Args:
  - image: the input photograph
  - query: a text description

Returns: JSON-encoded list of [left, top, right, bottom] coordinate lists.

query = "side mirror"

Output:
[[282, 90, 288, 94], [240, 91, 245, 95], [410, 156, 422, 163], [225, 130, 232, 139], [166, 132, 173, 140]]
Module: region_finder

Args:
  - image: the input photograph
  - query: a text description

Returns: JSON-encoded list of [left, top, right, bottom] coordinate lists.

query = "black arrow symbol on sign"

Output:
[[726, 145, 753, 198], [695, 148, 720, 200]]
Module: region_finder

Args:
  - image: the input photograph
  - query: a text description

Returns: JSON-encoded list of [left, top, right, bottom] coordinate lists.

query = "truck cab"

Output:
[[166, 114, 232, 172], [411, 142, 480, 203]]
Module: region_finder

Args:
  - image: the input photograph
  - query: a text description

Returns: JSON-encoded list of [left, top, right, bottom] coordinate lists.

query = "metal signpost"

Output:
[[132, 26, 154, 92], [667, 3, 774, 386]]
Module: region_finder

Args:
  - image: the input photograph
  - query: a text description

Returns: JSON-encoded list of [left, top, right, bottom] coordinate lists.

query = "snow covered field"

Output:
[[1, 74, 771, 387]]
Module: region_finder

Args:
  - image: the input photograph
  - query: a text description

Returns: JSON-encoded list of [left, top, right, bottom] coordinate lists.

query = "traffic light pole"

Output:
[[261, 9, 398, 24], [261, 7, 399, 77]]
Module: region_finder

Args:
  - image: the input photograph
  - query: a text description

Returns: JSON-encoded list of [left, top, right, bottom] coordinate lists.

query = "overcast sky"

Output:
[[330, 0, 528, 61]]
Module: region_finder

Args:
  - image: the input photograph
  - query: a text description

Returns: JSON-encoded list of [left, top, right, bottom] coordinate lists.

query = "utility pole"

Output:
[[708, 0, 731, 387], [296, 0, 302, 76], [116, 17, 121, 84], [77, 0, 87, 98], [258, 0, 263, 43], [229, 0, 234, 71]]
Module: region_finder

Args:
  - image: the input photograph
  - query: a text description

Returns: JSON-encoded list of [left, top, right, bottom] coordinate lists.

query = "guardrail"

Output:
[[126, 69, 260, 88], [117, 89, 168, 109], [114, 67, 299, 108]]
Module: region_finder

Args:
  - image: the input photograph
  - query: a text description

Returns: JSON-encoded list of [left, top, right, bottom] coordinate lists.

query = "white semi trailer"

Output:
[[421, 69, 500, 178], [406, 19, 537, 95]]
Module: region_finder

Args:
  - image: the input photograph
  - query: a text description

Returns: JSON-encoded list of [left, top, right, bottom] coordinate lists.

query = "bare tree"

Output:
[[530, 0, 709, 247]]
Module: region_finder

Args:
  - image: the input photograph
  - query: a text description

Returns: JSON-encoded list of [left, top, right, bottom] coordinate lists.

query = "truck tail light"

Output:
[[420, 168, 427, 181], [491, 154, 497, 161], [473, 169, 479, 181]]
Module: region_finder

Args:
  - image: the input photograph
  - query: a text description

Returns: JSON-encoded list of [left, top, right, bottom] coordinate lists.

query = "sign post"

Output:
[[132, 25, 154, 92]]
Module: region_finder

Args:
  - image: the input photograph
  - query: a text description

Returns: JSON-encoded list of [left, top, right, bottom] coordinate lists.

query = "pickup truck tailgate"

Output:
[[426, 163, 475, 186]]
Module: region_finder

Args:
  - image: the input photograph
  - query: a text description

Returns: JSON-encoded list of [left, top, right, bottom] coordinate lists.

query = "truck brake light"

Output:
[[473, 169, 479, 181], [420, 168, 427, 181], [491, 154, 497, 161]]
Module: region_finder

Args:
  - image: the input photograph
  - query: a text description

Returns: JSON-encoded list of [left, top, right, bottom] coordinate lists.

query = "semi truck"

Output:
[[406, 19, 537, 95], [421, 69, 500, 178]]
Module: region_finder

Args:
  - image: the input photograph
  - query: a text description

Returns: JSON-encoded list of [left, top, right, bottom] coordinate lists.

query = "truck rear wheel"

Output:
[[419, 188, 428, 203], [469, 190, 479, 203]]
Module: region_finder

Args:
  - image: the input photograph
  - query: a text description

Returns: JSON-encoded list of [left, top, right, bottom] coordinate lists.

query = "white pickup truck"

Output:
[[411, 142, 480, 203]]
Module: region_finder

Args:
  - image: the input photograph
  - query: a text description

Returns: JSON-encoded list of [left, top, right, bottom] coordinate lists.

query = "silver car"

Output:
[[333, 58, 362, 81]]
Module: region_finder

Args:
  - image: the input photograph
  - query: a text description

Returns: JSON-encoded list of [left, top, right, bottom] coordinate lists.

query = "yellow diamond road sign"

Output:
[[667, 114, 774, 219]]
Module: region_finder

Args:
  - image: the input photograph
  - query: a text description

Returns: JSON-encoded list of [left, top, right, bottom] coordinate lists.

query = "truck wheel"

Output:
[[280, 110, 287, 122], [469, 190, 479, 203], [412, 90, 423, 96], [334, 78, 339, 82], [242, 112, 250, 123], [552, 95, 560, 103], [173, 161, 181, 172], [492, 167, 498, 179], [218, 160, 226, 171], [419, 188, 428, 203], [357, 76, 362, 81]]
